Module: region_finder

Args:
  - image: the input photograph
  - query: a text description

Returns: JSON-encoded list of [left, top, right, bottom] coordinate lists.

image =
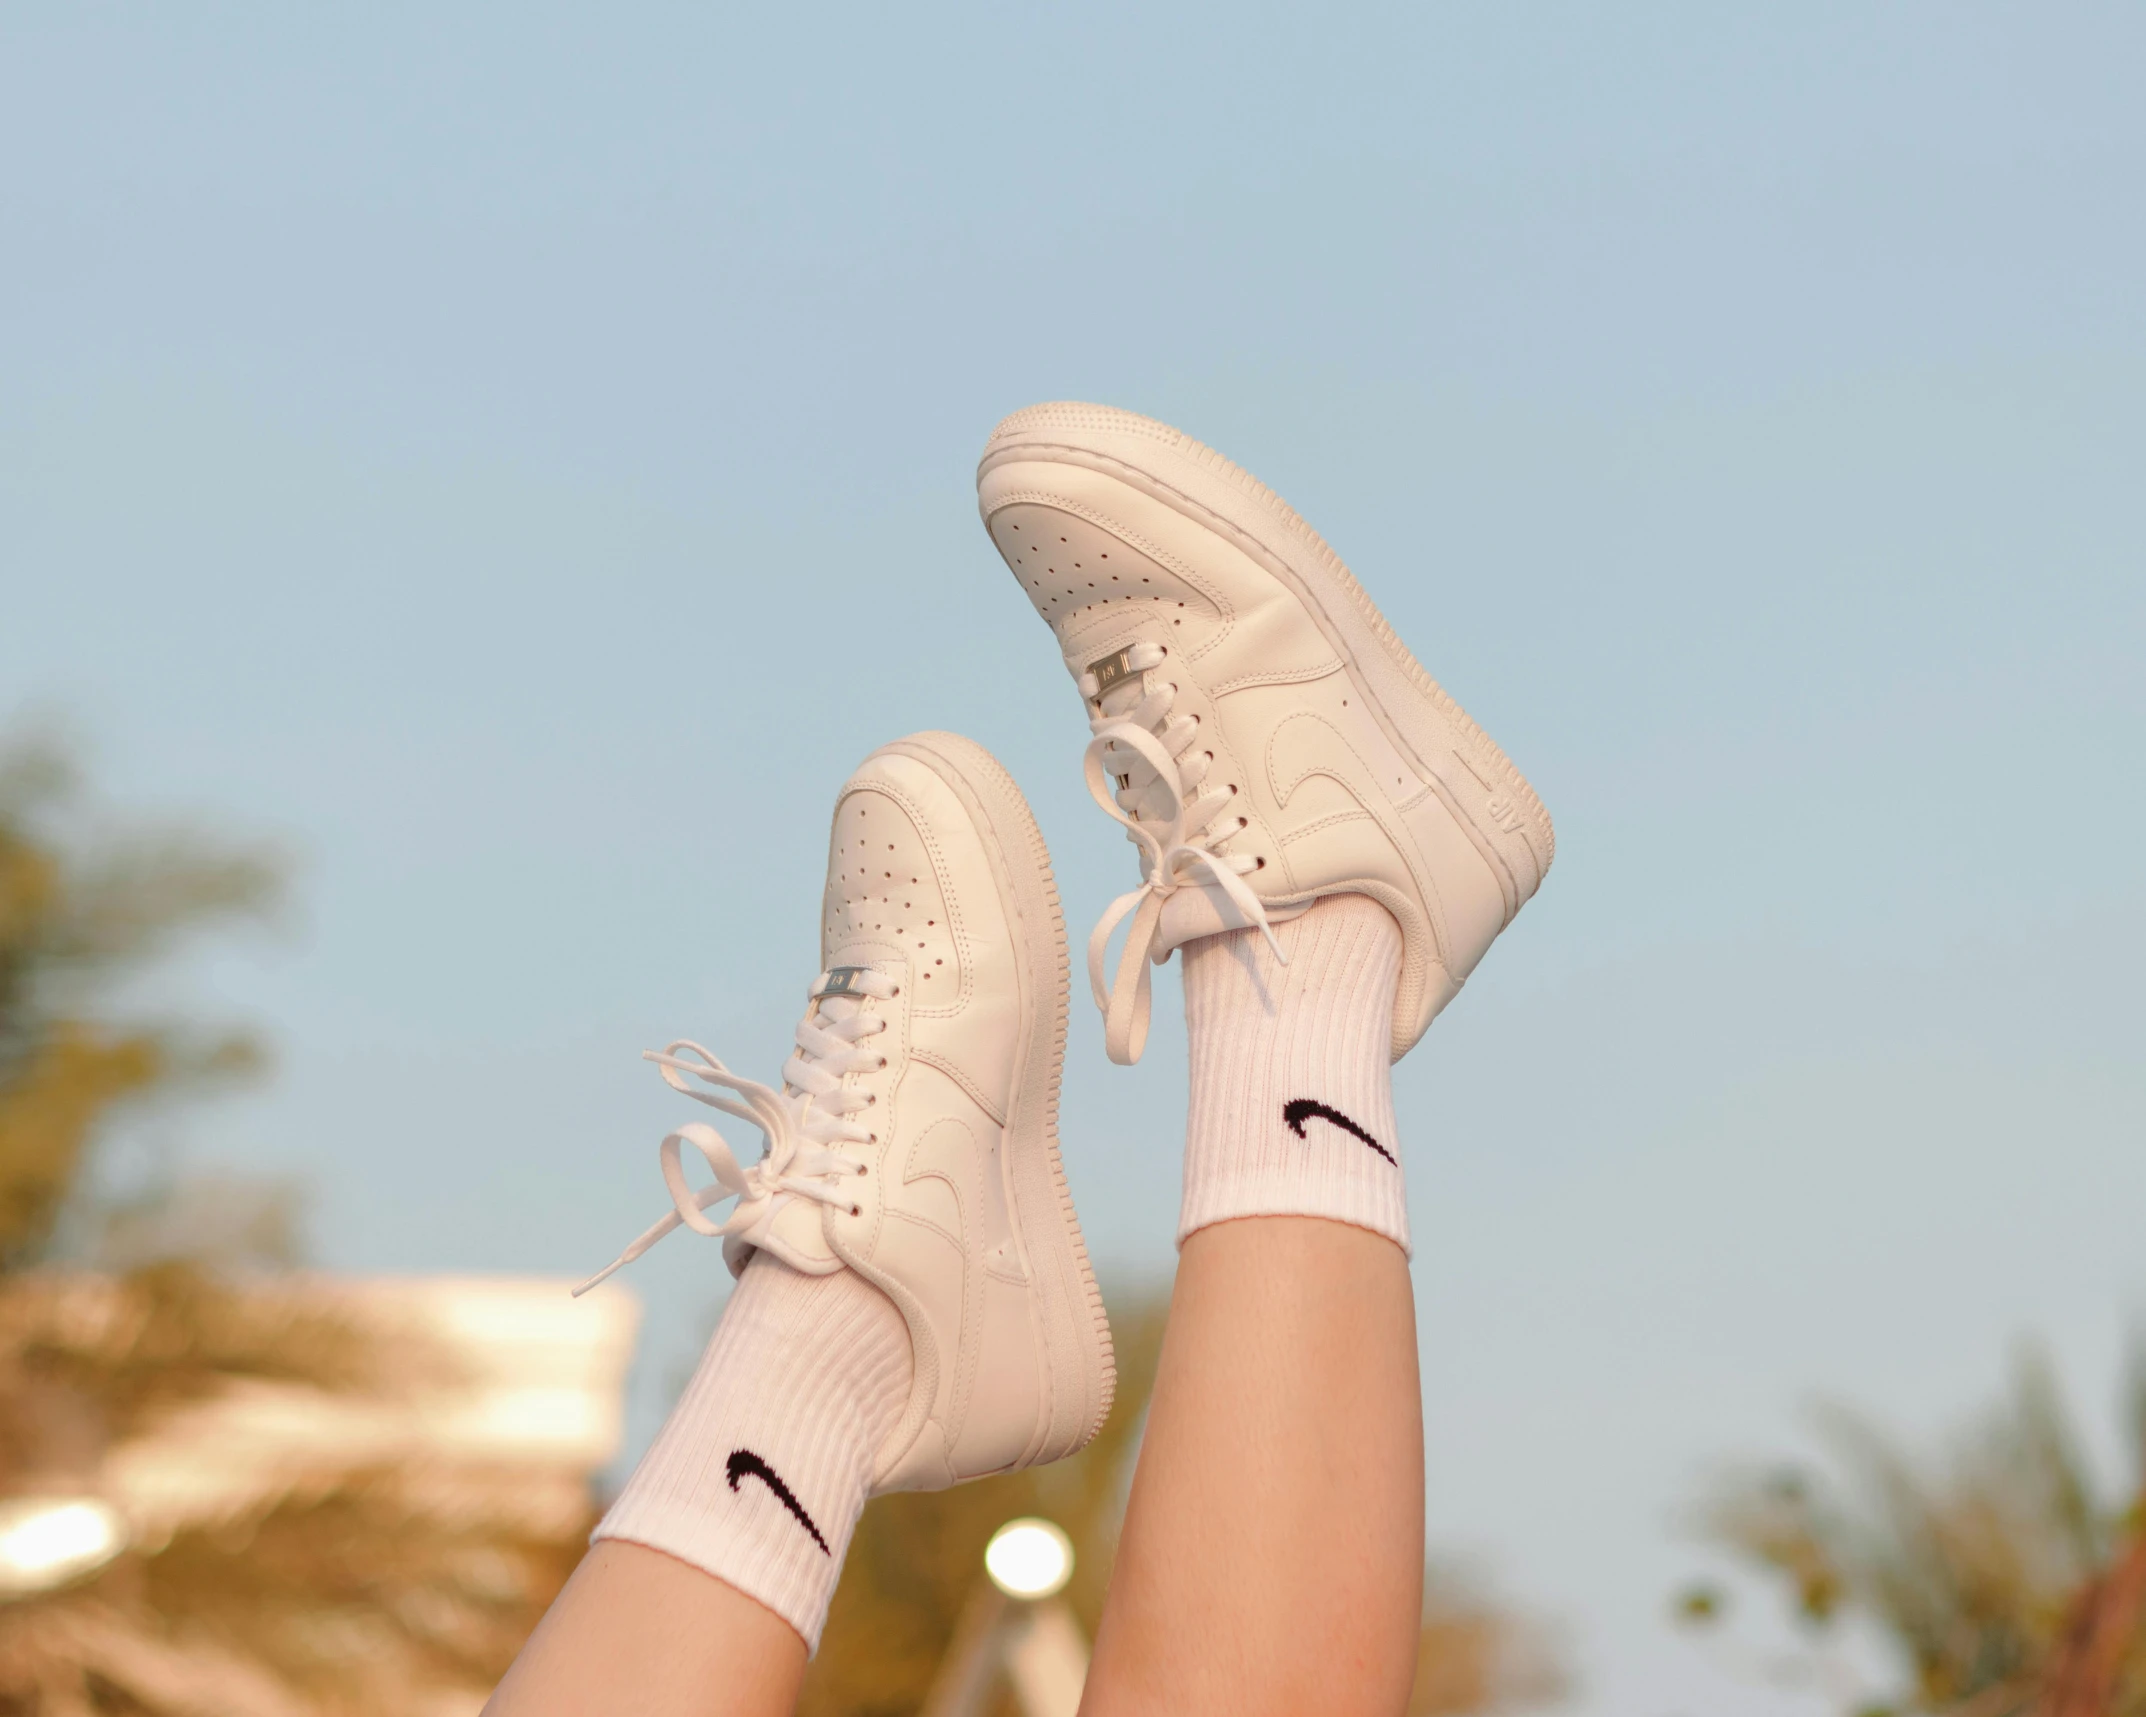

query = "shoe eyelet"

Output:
[[877, 1056, 889, 1070], [1254, 856, 1267, 870], [867, 1093, 878, 1106], [849, 1204, 861, 1217]]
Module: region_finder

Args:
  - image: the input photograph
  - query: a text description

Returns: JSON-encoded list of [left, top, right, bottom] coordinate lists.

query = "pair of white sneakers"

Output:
[[584, 402, 1554, 1505]]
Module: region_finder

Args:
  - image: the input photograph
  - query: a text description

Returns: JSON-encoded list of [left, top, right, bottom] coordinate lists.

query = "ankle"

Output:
[[593, 1256, 910, 1650], [1179, 895, 1408, 1252]]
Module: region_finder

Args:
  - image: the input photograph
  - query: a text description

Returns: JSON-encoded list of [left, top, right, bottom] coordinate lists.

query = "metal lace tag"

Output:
[[1087, 647, 1139, 699], [816, 965, 871, 1000]]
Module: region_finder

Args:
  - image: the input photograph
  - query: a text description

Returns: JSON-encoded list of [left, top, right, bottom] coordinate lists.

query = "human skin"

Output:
[[483, 1539, 806, 1717], [1077, 1215, 1425, 1717]]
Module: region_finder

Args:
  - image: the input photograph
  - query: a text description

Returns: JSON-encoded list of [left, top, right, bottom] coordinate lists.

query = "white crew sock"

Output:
[[594, 1252, 910, 1650], [1179, 893, 1409, 1252]]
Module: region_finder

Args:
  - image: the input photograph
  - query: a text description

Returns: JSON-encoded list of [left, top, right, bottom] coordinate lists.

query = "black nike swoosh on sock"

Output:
[[1283, 1098, 1397, 1165], [725, 1448, 830, 1555]]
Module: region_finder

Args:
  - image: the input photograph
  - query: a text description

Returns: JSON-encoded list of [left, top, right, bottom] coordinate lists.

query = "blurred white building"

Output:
[[3, 1273, 638, 1717], [107, 1277, 640, 1557]]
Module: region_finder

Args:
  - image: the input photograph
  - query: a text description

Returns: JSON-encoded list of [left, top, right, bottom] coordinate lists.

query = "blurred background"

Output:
[[3, 4, 2142, 1713]]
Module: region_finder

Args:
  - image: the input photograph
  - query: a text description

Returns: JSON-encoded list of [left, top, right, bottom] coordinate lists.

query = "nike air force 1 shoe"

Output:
[[582, 731, 1115, 1492], [977, 402, 1555, 1064]]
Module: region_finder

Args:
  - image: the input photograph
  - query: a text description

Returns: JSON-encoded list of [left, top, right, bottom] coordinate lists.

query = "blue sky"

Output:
[[5, 6, 2142, 1711]]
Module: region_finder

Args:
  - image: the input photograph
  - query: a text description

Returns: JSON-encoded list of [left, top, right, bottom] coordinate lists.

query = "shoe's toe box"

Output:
[[825, 745, 1022, 1138]]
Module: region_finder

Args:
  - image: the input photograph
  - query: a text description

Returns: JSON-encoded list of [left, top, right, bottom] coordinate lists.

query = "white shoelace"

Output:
[[1084, 641, 1282, 1063], [574, 969, 899, 1295]]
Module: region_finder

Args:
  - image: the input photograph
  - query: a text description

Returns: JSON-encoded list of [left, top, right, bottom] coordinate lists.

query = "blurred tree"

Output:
[[0, 1267, 587, 1715], [1677, 1341, 2146, 1717], [0, 727, 587, 1715], [0, 724, 282, 1268], [805, 1298, 1565, 1716]]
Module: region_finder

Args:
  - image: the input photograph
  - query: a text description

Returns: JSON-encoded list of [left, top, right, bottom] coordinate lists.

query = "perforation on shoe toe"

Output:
[[991, 503, 1213, 647], [823, 787, 959, 992]]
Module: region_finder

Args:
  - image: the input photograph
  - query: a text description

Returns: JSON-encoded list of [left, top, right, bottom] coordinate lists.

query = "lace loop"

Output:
[[574, 978, 891, 1295], [1082, 651, 1282, 1063]]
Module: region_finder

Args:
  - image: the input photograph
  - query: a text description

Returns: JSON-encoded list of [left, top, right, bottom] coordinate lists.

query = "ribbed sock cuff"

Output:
[[1179, 894, 1408, 1253], [593, 1255, 910, 1650]]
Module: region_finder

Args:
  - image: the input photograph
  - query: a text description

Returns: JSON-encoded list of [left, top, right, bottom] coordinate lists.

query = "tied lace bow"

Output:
[[574, 969, 897, 1296], [1084, 642, 1283, 1064]]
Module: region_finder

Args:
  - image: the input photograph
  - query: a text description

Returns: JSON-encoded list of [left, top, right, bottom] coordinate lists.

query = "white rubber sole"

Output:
[[979, 403, 1555, 912], [880, 731, 1117, 1465]]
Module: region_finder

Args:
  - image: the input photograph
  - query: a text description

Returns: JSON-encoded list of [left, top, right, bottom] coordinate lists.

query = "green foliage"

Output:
[[0, 726, 282, 1267], [1675, 1581, 1726, 1624], [1688, 1340, 2146, 1716]]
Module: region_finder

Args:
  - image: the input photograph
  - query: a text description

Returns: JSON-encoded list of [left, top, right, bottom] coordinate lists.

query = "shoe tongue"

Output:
[[815, 957, 882, 995], [819, 947, 893, 1010]]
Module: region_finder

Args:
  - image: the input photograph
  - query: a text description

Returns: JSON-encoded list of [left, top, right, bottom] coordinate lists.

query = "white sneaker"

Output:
[[977, 402, 1555, 1065], [581, 731, 1115, 1492]]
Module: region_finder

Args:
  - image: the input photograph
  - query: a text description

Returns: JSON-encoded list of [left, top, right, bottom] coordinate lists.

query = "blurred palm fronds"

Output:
[[0, 723, 284, 1270], [1680, 1340, 2146, 1717], [0, 729, 611, 1715], [0, 1264, 611, 1716]]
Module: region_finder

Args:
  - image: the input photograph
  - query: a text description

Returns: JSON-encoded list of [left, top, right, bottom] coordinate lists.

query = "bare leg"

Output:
[[1080, 1217, 1424, 1717], [485, 1541, 806, 1717]]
